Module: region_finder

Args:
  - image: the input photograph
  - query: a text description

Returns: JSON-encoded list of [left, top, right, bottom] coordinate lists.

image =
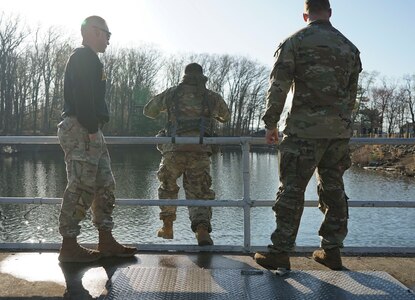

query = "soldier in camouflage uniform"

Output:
[[143, 63, 230, 246], [254, 0, 362, 271], [57, 16, 137, 263]]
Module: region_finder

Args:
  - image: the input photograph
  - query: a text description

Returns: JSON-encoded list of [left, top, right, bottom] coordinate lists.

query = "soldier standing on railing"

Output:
[[254, 0, 362, 272], [143, 63, 230, 246], [57, 16, 137, 263]]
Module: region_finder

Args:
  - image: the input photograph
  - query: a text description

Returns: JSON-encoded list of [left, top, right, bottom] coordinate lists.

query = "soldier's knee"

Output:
[[205, 190, 215, 199], [158, 171, 180, 192], [273, 189, 305, 219], [158, 187, 179, 199], [62, 189, 93, 220], [66, 179, 95, 195], [92, 189, 115, 216], [201, 172, 214, 195], [276, 186, 305, 204], [319, 187, 346, 203], [157, 164, 175, 182], [273, 202, 303, 219], [63, 189, 80, 204], [96, 188, 115, 201], [319, 189, 348, 215]]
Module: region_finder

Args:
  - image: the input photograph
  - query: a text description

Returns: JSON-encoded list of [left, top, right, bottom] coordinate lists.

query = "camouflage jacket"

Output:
[[143, 75, 230, 153], [262, 20, 362, 138]]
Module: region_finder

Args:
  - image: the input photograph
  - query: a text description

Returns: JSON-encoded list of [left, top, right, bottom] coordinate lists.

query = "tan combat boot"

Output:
[[195, 224, 213, 246], [98, 230, 138, 258], [157, 218, 174, 239], [58, 237, 101, 263], [254, 251, 291, 271], [312, 248, 343, 270]]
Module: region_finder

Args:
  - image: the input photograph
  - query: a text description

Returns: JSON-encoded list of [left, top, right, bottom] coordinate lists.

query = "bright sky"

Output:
[[2, 0, 414, 78]]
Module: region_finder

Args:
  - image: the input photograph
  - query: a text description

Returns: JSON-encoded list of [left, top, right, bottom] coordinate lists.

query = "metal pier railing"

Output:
[[0, 136, 414, 254]]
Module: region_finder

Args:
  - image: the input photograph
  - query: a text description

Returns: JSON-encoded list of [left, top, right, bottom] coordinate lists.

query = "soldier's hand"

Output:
[[265, 128, 279, 144]]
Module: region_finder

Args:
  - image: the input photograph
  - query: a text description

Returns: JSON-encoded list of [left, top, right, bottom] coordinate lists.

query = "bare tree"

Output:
[[13, 49, 31, 134], [48, 38, 73, 132], [394, 88, 409, 136], [162, 54, 188, 89], [354, 71, 378, 134], [28, 28, 43, 134], [372, 78, 397, 134], [104, 46, 162, 134], [38, 27, 62, 133], [101, 47, 120, 133], [384, 87, 401, 135], [204, 54, 232, 96], [0, 13, 28, 134], [402, 75, 415, 134], [245, 71, 268, 134], [225, 57, 268, 135]]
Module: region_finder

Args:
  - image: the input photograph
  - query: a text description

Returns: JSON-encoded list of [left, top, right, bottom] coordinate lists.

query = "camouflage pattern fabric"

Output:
[[144, 74, 230, 153], [157, 152, 214, 232], [57, 117, 115, 237], [269, 136, 351, 252], [144, 72, 230, 232], [262, 19, 361, 253], [262, 20, 362, 138]]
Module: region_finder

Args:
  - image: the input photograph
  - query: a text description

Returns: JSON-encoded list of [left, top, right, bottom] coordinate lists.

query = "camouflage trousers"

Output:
[[157, 151, 215, 232], [269, 136, 351, 252], [57, 117, 116, 238]]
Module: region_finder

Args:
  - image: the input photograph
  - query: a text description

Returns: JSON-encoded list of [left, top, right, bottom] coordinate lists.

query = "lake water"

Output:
[[0, 146, 414, 248]]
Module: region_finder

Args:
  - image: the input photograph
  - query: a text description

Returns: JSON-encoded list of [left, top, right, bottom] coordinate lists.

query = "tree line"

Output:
[[355, 71, 415, 136], [1, 13, 414, 137]]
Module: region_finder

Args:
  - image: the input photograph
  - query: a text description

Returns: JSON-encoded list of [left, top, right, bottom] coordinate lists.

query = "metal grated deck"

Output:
[[105, 266, 415, 300]]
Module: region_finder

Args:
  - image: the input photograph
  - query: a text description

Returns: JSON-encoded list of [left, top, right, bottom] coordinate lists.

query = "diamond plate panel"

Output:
[[105, 267, 415, 300]]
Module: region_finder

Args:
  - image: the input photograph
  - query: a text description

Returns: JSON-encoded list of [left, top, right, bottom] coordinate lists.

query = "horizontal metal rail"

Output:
[[0, 135, 415, 145], [1, 136, 266, 145], [0, 242, 414, 255], [0, 135, 414, 254], [1, 197, 415, 208]]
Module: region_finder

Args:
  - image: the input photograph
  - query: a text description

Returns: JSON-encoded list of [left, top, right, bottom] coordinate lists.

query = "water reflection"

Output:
[[0, 253, 66, 284], [0, 151, 67, 197], [0, 252, 137, 299], [0, 147, 414, 247]]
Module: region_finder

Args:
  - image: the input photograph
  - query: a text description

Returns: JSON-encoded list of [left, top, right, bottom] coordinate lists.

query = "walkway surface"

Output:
[[0, 251, 414, 299]]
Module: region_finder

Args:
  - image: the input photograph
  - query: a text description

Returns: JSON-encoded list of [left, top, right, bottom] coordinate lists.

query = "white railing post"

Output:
[[241, 140, 252, 251]]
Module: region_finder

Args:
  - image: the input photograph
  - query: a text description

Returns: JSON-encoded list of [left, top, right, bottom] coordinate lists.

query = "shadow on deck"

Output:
[[0, 251, 414, 299]]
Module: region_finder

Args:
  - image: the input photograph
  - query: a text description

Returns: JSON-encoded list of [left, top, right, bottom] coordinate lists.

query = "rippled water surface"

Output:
[[0, 146, 414, 247]]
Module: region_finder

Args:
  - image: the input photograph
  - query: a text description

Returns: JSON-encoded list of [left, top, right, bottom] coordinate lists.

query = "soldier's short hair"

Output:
[[81, 16, 107, 36], [305, 0, 331, 14], [184, 63, 204, 75]]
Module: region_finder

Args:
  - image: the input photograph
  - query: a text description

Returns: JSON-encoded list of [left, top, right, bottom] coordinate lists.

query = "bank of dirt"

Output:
[[350, 144, 415, 177]]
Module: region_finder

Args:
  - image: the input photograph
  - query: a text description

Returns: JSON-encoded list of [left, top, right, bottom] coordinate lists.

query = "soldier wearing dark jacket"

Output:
[[57, 15, 136, 263], [63, 46, 109, 133], [255, 0, 362, 272], [144, 63, 230, 246]]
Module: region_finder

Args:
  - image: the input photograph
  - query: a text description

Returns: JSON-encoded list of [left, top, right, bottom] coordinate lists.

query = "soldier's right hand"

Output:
[[265, 128, 279, 145]]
